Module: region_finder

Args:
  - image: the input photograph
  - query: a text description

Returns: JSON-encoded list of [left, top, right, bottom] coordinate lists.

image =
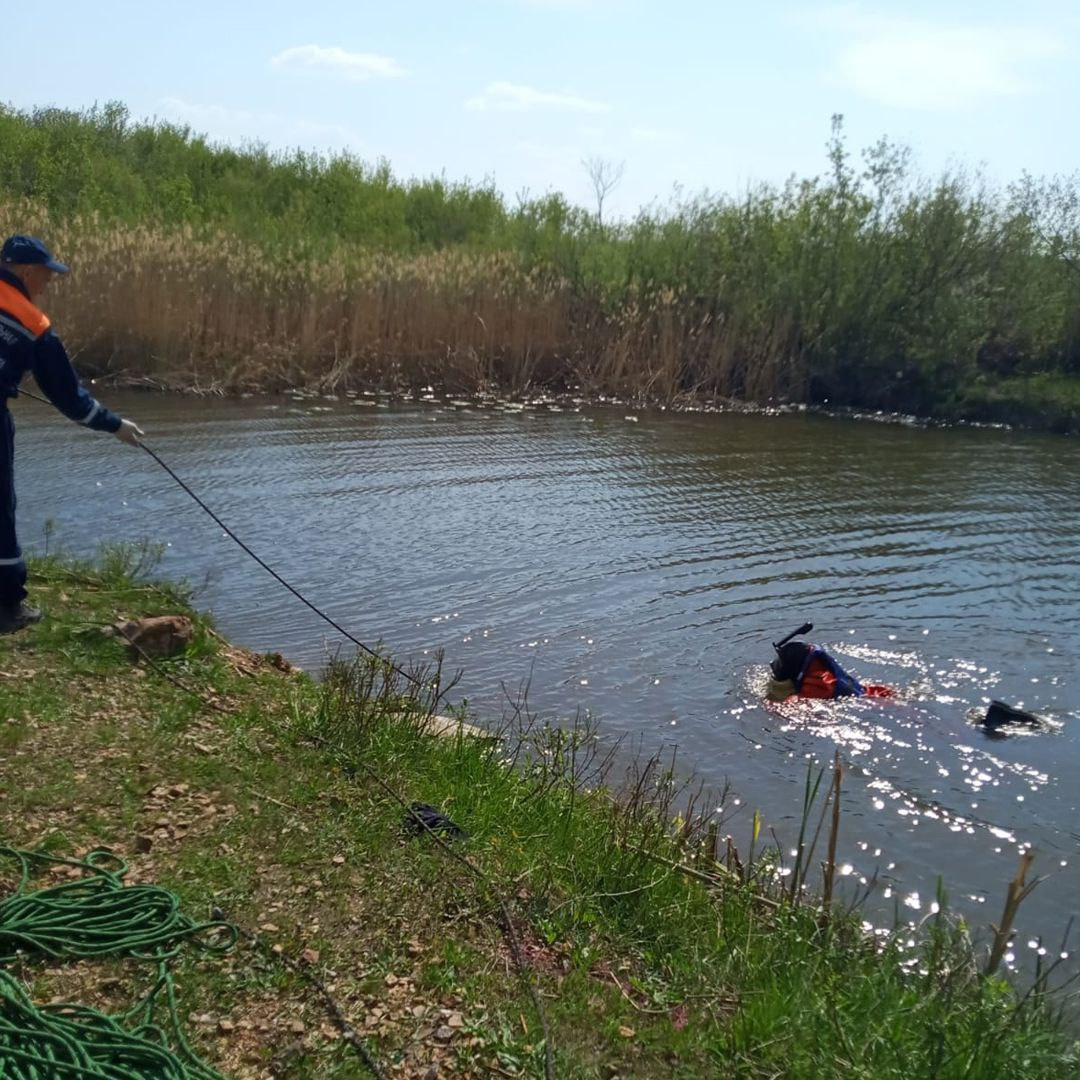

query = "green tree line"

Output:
[[3, 101, 1080, 426]]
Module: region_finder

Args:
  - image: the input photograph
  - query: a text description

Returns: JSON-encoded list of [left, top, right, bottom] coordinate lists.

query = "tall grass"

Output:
[[291, 650, 1080, 1078], [8, 546, 1078, 1075], [4, 103, 1080, 421]]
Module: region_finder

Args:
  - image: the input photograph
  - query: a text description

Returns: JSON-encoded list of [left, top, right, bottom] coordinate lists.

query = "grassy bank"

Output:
[[1, 549, 1077, 1078], [3, 103, 1080, 429]]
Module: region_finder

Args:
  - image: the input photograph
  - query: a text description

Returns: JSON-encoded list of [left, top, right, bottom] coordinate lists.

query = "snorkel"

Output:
[[770, 622, 813, 680]]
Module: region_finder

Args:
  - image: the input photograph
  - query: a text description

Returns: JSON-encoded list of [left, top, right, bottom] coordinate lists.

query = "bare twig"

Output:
[[985, 851, 1040, 976], [221, 916, 388, 1080], [821, 752, 843, 915]]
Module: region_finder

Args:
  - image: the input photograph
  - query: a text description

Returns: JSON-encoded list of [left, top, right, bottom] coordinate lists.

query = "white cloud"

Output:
[[270, 44, 406, 83], [813, 8, 1064, 110], [466, 81, 610, 113]]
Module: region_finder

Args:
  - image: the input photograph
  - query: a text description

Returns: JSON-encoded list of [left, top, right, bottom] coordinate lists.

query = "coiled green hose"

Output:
[[0, 847, 235, 1079]]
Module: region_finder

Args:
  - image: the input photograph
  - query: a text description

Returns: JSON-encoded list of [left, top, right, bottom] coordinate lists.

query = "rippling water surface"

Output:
[[13, 390, 1080, 973]]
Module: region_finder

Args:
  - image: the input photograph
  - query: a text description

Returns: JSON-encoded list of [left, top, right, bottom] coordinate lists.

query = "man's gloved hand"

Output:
[[115, 419, 145, 446]]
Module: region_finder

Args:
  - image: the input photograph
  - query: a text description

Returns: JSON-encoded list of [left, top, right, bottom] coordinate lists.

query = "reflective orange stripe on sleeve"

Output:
[[0, 279, 50, 338]]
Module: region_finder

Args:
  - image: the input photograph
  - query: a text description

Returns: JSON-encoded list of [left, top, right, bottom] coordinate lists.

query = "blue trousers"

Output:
[[0, 408, 27, 607]]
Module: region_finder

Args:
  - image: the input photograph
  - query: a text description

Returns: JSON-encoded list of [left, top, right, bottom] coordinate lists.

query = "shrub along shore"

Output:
[[0, 549, 1078, 1077], [3, 103, 1080, 431]]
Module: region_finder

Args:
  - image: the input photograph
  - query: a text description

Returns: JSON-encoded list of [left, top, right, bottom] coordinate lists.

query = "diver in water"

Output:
[[764, 624, 1048, 733], [766, 623, 894, 702]]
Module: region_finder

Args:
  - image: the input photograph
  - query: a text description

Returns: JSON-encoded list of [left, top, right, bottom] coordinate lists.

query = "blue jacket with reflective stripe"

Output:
[[0, 268, 121, 433]]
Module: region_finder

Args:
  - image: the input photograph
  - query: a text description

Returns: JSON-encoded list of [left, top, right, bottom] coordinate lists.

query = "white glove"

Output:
[[115, 419, 145, 446]]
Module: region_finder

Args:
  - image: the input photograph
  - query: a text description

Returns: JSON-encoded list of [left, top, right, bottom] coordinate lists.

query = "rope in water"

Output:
[[15, 385, 430, 692], [10, 392, 549, 1075], [137, 441, 430, 692], [0, 847, 233, 1079]]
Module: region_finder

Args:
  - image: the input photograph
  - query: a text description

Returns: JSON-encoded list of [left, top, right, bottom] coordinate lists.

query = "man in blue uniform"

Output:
[[0, 234, 144, 633]]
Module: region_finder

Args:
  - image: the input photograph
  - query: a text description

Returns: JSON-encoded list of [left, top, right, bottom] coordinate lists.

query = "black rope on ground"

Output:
[[304, 730, 557, 1080], [74, 636, 550, 1078], [111, 623, 233, 714], [216, 915, 389, 1080], [17, 389, 555, 1076], [93, 640, 547, 1078]]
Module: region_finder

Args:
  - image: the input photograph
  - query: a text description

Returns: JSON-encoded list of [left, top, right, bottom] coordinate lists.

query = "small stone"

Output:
[[301, 948, 320, 965], [618, 1025, 636, 1038], [217, 1019, 235, 1035], [260, 923, 279, 933], [288, 1020, 306, 1035], [433, 1026, 454, 1042], [331, 854, 346, 865]]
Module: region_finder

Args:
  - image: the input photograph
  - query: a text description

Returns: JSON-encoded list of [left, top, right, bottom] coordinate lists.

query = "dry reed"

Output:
[[0, 199, 779, 402]]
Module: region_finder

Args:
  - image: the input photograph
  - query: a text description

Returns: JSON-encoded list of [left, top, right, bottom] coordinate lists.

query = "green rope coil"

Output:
[[0, 970, 205, 1080], [0, 847, 235, 963], [0, 847, 235, 1079]]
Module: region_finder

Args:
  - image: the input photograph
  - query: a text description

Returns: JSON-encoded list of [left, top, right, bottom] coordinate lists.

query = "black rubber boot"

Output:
[[0, 602, 42, 634]]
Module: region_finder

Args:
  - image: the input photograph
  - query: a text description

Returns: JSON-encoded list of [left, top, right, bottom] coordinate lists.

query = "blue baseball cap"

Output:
[[0, 235, 69, 274]]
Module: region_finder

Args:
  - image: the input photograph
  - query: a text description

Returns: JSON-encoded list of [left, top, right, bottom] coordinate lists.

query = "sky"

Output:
[[5, 1, 1079, 218]]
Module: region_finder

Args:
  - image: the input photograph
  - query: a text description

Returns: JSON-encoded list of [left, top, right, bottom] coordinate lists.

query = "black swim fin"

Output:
[[983, 700, 1040, 728]]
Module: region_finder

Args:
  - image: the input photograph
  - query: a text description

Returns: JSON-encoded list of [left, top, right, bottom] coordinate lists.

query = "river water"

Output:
[[11, 389, 1080, 975]]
